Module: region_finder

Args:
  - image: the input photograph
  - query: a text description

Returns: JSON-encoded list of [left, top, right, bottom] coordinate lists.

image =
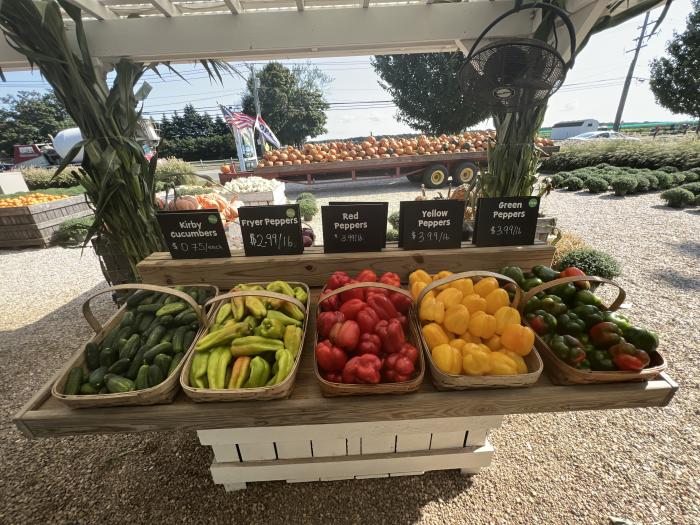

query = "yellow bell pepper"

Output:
[[500, 324, 535, 356], [502, 350, 528, 374], [411, 280, 428, 301], [461, 343, 492, 376], [463, 293, 487, 314], [419, 296, 445, 324], [422, 322, 450, 350], [485, 334, 502, 351], [459, 331, 479, 344], [468, 310, 497, 339], [433, 270, 454, 291], [450, 278, 474, 297], [494, 306, 522, 335], [432, 343, 462, 374], [409, 269, 432, 287], [484, 288, 510, 315], [474, 277, 499, 298], [436, 287, 463, 308], [443, 304, 470, 335], [489, 351, 518, 375], [449, 338, 467, 351]]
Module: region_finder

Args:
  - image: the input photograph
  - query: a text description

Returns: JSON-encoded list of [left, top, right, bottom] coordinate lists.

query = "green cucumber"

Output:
[[168, 353, 184, 376], [119, 334, 141, 360], [115, 325, 134, 342], [88, 366, 108, 388], [64, 367, 84, 395], [101, 327, 119, 350], [80, 383, 100, 395], [126, 347, 148, 379], [156, 302, 186, 317], [137, 303, 161, 314], [183, 330, 196, 350], [172, 326, 188, 353], [120, 311, 136, 327], [161, 327, 176, 344], [154, 354, 172, 378], [144, 342, 173, 363], [85, 341, 100, 371], [174, 310, 197, 326], [147, 365, 164, 387], [126, 290, 153, 308], [107, 358, 131, 375], [134, 365, 150, 390], [115, 338, 128, 353], [187, 287, 200, 303], [158, 315, 174, 327], [106, 376, 135, 393], [99, 347, 119, 368], [145, 325, 167, 348], [138, 313, 156, 334]]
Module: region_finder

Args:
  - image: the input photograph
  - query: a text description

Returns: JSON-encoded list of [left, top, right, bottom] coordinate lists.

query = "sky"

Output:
[[0, 0, 694, 140]]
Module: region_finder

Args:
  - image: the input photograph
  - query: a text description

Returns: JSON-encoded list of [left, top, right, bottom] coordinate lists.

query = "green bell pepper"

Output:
[[622, 326, 659, 353], [602, 310, 631, 331], [556, 312, 586, 336], [293, 286, 308, 304], [499, 266, 525, 287], [572, 304, 605, 329], [549, 282, 577, 302], [525, 310, 557, 336], [522, 277, 544, 292], [259, 318, 285, 339], [242, 314, 259, 331], [540, 295, 568, 316], [531, 265, 560, 282], [574, 289, 603, 308], [587, 348, 616, 371], [544, 334, 587, 367]]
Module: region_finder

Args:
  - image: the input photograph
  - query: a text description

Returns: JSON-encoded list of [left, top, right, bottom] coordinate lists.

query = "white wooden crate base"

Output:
[[198, 416, 502, 490]]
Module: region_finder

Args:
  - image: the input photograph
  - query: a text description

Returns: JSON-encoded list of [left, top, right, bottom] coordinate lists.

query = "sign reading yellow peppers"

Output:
[[411, 270, 535, 376], [189, 281, 307, 390]]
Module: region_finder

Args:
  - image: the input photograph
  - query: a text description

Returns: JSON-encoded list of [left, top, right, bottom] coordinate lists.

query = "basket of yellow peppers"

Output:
[[410, 270, 543, 390]]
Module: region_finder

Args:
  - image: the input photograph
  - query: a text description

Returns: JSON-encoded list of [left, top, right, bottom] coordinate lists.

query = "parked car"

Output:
[[568, 131, 640, 141], [0, 162, 14, 172]]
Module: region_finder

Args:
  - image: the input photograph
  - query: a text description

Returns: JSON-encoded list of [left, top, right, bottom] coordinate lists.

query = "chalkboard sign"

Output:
[[399, 200, 464, 250], [472, 196, 540, 247], [157, 210, 231, 259], [329, 201, 389, 247], [322, 203, 387, 253], [238, 204, 304, 256]]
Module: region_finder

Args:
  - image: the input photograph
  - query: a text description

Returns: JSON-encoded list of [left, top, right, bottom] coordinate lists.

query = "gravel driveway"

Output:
[[1, 181, 698, 525]]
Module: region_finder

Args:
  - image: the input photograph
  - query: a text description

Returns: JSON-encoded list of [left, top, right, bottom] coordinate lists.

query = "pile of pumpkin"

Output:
[[155, 192, 240, 225], [256, 132, 554, 168]]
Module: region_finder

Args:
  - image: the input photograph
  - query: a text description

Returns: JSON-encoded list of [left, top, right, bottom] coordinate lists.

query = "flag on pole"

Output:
[[220, 105, 255, 130], [255, 115, 281, 148]]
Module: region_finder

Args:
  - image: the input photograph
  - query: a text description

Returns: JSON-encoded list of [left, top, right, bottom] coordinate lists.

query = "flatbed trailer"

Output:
[[221, 147, 559, 189]]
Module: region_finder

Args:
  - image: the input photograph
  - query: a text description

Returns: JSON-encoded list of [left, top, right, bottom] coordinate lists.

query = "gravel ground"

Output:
[[1, 181, 699, 525]]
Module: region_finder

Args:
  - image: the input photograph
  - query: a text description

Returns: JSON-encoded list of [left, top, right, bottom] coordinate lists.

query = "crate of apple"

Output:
[[314, 270, 424, 396]]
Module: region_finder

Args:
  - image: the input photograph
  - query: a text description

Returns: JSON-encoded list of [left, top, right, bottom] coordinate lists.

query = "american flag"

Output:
[[220, 105, 255, 130]]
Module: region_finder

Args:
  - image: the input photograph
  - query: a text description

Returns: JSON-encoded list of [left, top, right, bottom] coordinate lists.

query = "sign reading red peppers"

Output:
[[321, 204, 388, 253], [316, 270, 419, 384]]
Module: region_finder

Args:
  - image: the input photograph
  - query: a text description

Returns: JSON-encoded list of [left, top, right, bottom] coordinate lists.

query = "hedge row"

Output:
[[157, 135, 235, 161]]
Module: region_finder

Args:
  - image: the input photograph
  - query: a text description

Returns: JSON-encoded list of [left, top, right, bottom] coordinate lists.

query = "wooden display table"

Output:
[[14, 245, 678, 490]]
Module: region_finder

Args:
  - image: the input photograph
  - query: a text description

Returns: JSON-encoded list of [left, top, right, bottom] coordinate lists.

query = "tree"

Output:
[[241, 63, 329, 146], [0, 90, 74, 157], [159, 104, 216, 140], [371, 53, 489, 135], [649, 0, 700, 131]]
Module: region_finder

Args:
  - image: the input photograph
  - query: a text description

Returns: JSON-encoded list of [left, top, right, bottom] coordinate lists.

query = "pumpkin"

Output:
[[171, 195, 199, 211], [221, 165, 231, 174]]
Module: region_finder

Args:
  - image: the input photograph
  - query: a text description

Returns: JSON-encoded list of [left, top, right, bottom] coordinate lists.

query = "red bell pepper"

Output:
[[356, 307, 380, 334], [589, 322, 623, 348], [321, 371, 343, 383], [397, 314, 408, 329], [379, 272, 401, 287], [329, 320, 360, 351], [383, 353, 415, 382], [342, 354, 382, 384], [398, 342, 419, 365], [318, 289, 340, 312], [340, 280, 365, 303], [315, 340, 348, 372], [365, 287, 390, 299], [357, 333, 382, 355], [356, 269, 377, 283], [376, 318, 405, 354], [326, 271, 351, 291], [559, 267, 590, 289], [389, 291, 412, 315], [609, 342, 650, 371], [317, 311, 345, 338], [367, 293, 399, 320], [339, 299, 367, 321]]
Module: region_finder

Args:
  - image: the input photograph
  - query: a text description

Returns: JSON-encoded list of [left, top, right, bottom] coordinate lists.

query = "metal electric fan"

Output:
[[459, 2, 576, 111]]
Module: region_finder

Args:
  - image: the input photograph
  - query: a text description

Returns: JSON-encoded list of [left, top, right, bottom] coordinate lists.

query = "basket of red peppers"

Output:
[[314, 269, 424, 396], [508, 264, 667, 385]]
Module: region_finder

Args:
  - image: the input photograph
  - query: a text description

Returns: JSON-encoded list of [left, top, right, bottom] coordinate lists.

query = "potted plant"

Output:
[[298, 198, 319, 221]]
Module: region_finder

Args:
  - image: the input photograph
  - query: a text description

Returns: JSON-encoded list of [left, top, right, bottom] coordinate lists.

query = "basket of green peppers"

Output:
[[181, 280, 309, 401], [516, 270, 667, 385], [52, 283, 216, 408]]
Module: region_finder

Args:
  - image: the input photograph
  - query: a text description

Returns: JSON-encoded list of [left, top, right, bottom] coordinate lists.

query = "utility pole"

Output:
[[613, 11, 653, 131], [251, 66, 266, 152]]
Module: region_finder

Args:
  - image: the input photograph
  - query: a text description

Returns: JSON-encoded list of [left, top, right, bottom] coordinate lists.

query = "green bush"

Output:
[[671, 172, 686, 185], [642, 173, 659, 190], [696, 194, 700, 206], [658, 165, 679, 173], [660, 188, 695, 208], [54, 216, 93, 246], [388, 211, 401, 229], [177, 186, 214, 196], [22, 167, 80, 190], [157, 134, 236, 161], [555, 247, 621, 279], [682, 171, 700, 183], [584, 177, 609, 193], [611, 176, 638, 196], [548, 174, 565, 188], [386, 228, 400, 242], [296, 192, 316, 203], [566, 177, 584, 191], [155, 157, 198, 186], [298, 198, 319, 219], [597, 171, 618, 184], [633, 175, 650, 192], [689, 167, 700, 177], [655, 172, 674, 190], [680, 182, 700, 195]]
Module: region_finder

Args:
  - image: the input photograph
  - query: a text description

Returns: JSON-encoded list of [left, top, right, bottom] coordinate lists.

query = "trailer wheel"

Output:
[[423, 164, 449, 188], [452, 161, 479, 188]]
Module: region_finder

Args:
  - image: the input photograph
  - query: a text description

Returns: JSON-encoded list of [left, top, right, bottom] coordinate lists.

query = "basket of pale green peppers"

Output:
[[180, 281, 309, 401]]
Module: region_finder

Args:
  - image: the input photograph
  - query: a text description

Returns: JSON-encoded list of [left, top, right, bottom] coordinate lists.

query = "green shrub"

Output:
[[689, 167, 700, 176], [388, 211, 400, 229], [157, 134, 236, 161], [177, 186, 214, 196], [584, 177, 609, 193], [658, 165, 679, 173], [611, 176, 637, 196], [671, 172, 686, 185], [696, 194, 700, 206], [54, 216, 94, 246], [597, 171, 618, 184], [633, 175, 650, 192], [564, 177, 583, 190], [296, 192, 316, 203], [298, 198, 319, 219], [655, 172, 674, 189], [386, 228, 400, 242], [555, 247, 621, 279], [595, 163, 613, 169], [680, 182, 700, 196], [661, 188, 695, 208], [155, 157, 198, 186], [22, 167, 80, 190], [682, 171, 700, 183], [642, 173, 659, 190]]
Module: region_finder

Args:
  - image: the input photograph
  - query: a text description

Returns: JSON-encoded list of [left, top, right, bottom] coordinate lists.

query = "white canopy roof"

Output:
[[0, 0, 662, 69]]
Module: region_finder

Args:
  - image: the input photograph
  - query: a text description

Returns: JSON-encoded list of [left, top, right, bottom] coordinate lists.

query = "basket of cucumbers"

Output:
[[51, 283, 217, 408]]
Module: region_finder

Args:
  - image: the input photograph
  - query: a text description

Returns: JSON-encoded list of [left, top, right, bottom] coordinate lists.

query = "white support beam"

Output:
[[455, 39, 471, 56], [223, 0, 243, 14], [362, 0, 370, 8], [150, 0, 180, 17], [296, 0, 305, 11], [558, 0, 608, 62], [63, 0, 117, 20]]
